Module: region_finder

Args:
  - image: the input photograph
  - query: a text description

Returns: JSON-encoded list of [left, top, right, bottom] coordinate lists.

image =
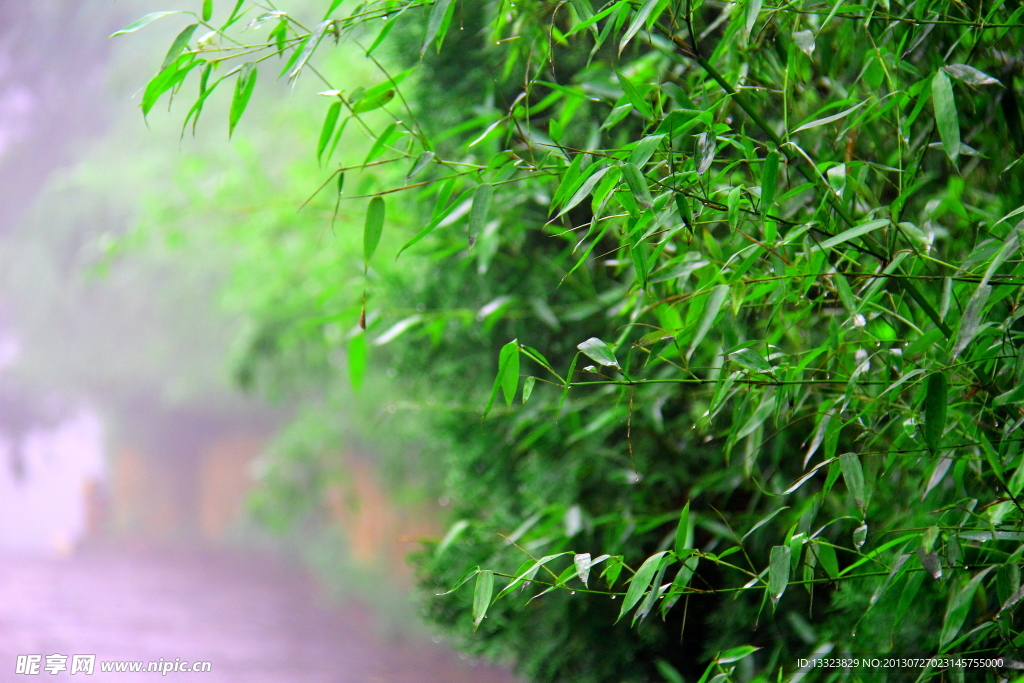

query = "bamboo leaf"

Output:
[[161, 23, 198, 71], [924, 372, 947, 451], [473, 569, 494, 629], [940, 567, 995, 647], [363, 196, 386, 266], [407, 151, 435, 179], [932, 71, 961, 163], [229, 62, 258, 137], [522, 376, 536, 404], [813, 219, 889, 251], [577, 337, 620, 369], [745, 0, 763, 39], [317, 101, 342, 162], [202, 0, 213, 22], [674, 502, 691, 554], [110, 11, 185, 37], [619, 0, 663, 53], [840, 452, 867, 513], [485, 340, 520, 418], [942, 64, 1000, 86], [760, 151, 779, 216], [617, 551, 666, 621], [952, 285, 990, 358], [469, 183, 493, 243], [421, 0, 456, 55], [768, 545, 791, 606], [687, 285, 729, 359]]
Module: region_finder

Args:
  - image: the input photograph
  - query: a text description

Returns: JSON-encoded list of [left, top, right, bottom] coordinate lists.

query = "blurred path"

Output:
[[0, 546, 514, 683]]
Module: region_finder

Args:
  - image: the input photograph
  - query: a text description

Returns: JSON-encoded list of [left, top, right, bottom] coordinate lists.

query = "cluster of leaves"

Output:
[[120, 0, 1024, 680]]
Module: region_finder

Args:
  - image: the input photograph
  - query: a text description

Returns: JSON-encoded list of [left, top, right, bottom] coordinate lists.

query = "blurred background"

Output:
[[0, 3, 501, 680]]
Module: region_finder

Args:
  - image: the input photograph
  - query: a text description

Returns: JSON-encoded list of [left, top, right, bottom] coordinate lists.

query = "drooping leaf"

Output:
[[348, 332, 366, 391], [695, 133, 715, 175], [407, 151, 435, 179], [317, 101, 342, 162], [674, 502, 691, 555], [469, 183, 493, 243], [472, 569, 494, 629], [363, 196, 386, 266], [229, 62, 258, 137], [932, 71, 961, 163], [768, 545, 791, 606], [687, 285, 729, 359], [484, 340, 520, 418], [757, 152, 779, 222], [421, 0, 456, 55], [952, 286, 990, 358], [202, 0, 213, 22], [617, 551, 666, 622], [840, 452, 867, 513], [745, 0, 763, 38], [522, 376, 536, 405], [161, 23, 198, 71], [577, 337, 620, 369], [940, 566, 995, 647], [924, 372, 947, 451]]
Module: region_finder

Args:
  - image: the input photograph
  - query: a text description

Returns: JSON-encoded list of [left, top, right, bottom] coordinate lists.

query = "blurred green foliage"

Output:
[[121, 0, 1024, 680]]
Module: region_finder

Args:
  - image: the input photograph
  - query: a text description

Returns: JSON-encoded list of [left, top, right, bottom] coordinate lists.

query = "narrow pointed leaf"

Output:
[[472, 569, 494, 629], [674, 502, 691, 555], [769, 545, 791, 605], [229, 62, 257, 137], [162, 23, 198, 71], [932, 71, 960, 163], [840, 452, 867, 513], [617, 551, 666, 621], [940, 566, 995, 647], [687, 285, 729, 358], [364, 196, 386, 265], [924, 372, 947, 451]]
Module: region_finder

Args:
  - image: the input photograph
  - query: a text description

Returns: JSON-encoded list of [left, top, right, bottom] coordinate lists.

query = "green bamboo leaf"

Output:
[[687, 285, 729, 359], [813, 542, 839, 579], [556, 353, 580, 419], [161, 23, 198, 71], [932, 71, 960, 163], [628, 135, 666, 168], [352, 89, 395, 113], [484, 340, 519, 418], [621, 162, 653, 208], [695, 132, 715, 175], [229, 62, 258, 137], [288, 20, 332, 81], [407, 151, 435, 179], [364, 196, 386, 266], [619, 0, 664, 53], [760, 151, 779, 216], [924, 372, 948, 451], [522, 376, 536, 405], [557, 166, 611, 217], [615, 71, 653, 119], [469, 183, 493, 243], [202, 0, 213, 21], [940, 566, 995, 647], [729, 348, 772, 373], [840, 452, 867, 513], [952, 285, 990, 358], [942, 64, 1000, 86], [110, 11, 185, 37], [768, 546, 790, 606], [317, 101, 341, 162], [363, 122, 398, 165], [791, 102, 865, 134], [813, 219, 889, 251], [348, 332, 366, 392], [501, 342, 520, 407], [718, 646, 760, 664], [421, 0, 456, 55], [745, 0, 763, 38], [617, 551, 666, 622], [577, 337, 620, 369], [472, 569, 494, 629], [674, 502, 691, 555]]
